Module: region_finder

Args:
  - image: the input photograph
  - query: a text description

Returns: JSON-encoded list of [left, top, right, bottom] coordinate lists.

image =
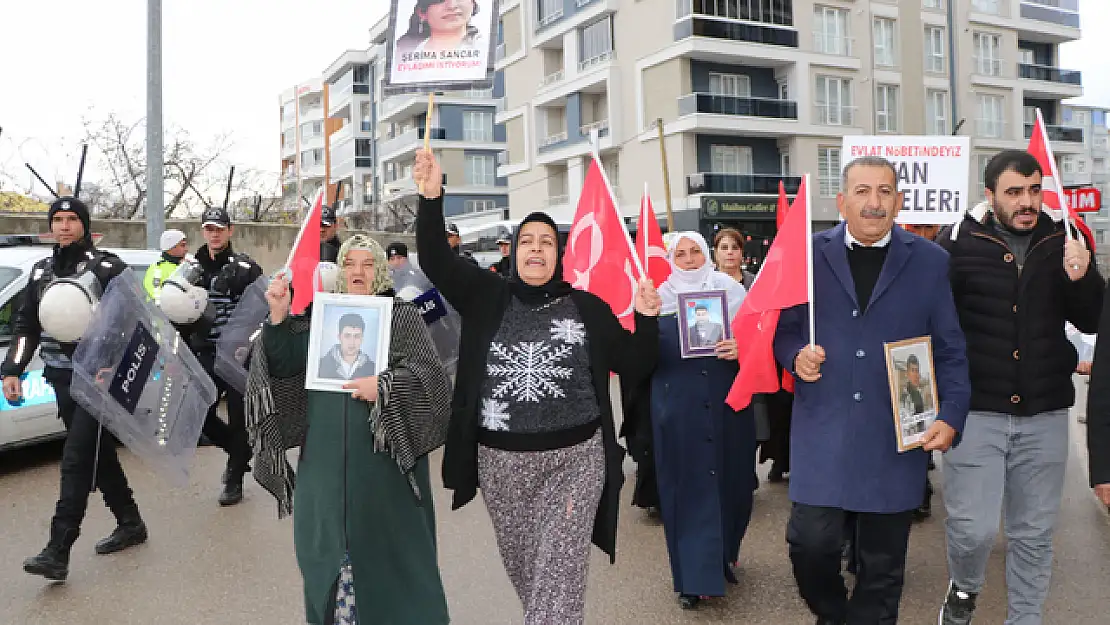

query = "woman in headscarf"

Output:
[[413, 150, 661, 624], [247, 234, 452, 625], [652, 231, 756, 610]]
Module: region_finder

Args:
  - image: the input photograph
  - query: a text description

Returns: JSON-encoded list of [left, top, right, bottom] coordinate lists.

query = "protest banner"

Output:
[[841, 136, 971, 225], [383, 0, 498, 96]]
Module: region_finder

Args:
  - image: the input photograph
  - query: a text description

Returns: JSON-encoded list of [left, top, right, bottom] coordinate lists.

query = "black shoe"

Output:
[[23, 546, 69, 581], [769, 466, 786, 483], [219, 481, 244, 506], [913, 501, 932, 522], [938, 581, 977, 625], [221, 463, 251, 485], [95, 521, 148, 555], [724, 562, 739, 584], [678, 594, 700, 610], [815, 618, 842, 625]]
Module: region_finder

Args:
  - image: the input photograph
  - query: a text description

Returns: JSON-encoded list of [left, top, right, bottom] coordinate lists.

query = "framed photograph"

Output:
[[305, 293, 394, 393], [677, 290, 731, 359], [883, 336, 939, 452]]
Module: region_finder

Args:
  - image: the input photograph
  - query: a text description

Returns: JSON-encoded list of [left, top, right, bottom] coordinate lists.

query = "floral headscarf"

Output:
[[337, 234, 394, 295]]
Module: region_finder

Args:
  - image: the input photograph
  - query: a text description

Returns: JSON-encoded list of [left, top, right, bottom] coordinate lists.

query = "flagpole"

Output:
[[804, 174, 815, 348], [641, 181, 650, 264], [591, 135, 647, 280], [1036, 108, 1075, 242]]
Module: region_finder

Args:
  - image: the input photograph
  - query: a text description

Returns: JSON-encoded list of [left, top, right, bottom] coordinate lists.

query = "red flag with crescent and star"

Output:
[[636, 184, 671, 287], [563, 158, 643, 330], [1027, 110, 1095, 252]]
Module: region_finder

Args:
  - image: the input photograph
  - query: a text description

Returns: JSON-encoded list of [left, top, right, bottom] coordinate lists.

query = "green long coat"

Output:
[[263, 319, 450, 625]]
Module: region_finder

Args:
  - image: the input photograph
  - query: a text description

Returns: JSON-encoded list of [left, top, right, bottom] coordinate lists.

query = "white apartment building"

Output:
[[323, 49, 377, 217], [497, 0, 1085, 254], [1059, 103, 1110, 254], [279, 80, 329, 210]]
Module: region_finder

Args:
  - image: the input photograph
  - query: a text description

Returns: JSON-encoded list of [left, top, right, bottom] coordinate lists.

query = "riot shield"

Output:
[[70, 269, 218, 487], [214, 276, 270, 395], [392, 261, 461, 377]]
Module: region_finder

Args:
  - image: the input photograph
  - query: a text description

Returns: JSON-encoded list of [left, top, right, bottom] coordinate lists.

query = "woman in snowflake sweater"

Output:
[[652, 232, 754, 610], [413, 150, 662, 624]]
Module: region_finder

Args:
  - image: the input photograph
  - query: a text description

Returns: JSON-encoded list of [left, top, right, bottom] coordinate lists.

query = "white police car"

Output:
[[0, 234, 161, 451]]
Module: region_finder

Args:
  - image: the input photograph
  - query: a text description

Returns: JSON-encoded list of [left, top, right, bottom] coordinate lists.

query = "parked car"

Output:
[[0, 234, 160, 451]]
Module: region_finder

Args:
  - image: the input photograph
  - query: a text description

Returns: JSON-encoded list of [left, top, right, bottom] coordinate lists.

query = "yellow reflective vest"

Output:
[[143, 259, 179, 304]]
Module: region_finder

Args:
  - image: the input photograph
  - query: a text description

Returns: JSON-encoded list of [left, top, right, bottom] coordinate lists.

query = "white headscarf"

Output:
[[658, 231, 747, 320]]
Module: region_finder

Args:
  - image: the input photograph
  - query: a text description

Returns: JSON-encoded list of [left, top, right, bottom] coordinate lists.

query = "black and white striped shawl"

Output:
[[244, 299, 452, 518]]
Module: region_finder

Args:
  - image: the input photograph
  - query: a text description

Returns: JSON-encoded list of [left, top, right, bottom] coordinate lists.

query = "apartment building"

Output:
[[279, 81, 329, 210], [370, 19, 510, 231], [1058, 103, 1110, 253], [323, 49, 378, 219], [497, 0, 1085, 255]]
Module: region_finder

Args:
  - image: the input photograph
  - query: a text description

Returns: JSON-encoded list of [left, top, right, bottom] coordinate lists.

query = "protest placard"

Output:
[[384, 0, 498, 95], [842, 136, 971, 225]]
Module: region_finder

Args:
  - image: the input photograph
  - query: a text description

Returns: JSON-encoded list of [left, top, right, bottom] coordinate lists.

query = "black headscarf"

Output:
[[509, 211, 574, 305]]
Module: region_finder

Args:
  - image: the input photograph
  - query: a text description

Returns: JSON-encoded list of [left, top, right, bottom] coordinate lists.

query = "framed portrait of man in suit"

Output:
[[883, 336, 938, 452], [677, 290, 731, 359], [304, 293, 393, 393]]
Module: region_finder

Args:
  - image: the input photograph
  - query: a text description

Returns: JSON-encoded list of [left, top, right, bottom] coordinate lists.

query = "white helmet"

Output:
[[160, 282, 209, 324], [397, 285, 424, 302], [39, 274, 101, 343]]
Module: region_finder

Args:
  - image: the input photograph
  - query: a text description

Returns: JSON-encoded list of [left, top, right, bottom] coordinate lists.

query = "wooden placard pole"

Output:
[[656, 118, 675, 232], [419, 92, 435, 196]]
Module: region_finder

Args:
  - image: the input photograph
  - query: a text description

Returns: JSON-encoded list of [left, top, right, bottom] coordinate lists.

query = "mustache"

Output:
[[860, 208, 888, 218]]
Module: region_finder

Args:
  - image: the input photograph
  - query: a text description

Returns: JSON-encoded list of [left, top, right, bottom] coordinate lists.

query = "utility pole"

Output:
[[146, 0, 164, 249], [655, 118, 675, 232]]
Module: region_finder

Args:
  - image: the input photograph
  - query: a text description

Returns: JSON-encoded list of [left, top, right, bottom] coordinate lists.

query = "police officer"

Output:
[[143, 228, 189, 303], [1, 197, 147, 582], [190, 205, 262, 506], [490, 236, 512, 276], [445, 222, 479, 267], [320, 204, 342, 263], [385, 241, 409, 270]]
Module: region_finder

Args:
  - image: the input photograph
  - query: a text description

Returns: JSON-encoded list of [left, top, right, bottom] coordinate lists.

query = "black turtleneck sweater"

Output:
[[846, 244, 889, 311]]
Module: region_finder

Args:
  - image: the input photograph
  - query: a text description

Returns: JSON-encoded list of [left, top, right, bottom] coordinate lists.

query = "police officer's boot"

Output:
[[23, 522, 78, 582], [95, 509, 148, 555]]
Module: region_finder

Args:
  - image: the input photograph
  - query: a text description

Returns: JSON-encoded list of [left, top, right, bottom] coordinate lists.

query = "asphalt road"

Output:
[[1, 387, 1109, 624]]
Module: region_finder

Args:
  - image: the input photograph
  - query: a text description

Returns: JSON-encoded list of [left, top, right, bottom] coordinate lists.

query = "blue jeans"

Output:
[[942, 409, 1069, 625]]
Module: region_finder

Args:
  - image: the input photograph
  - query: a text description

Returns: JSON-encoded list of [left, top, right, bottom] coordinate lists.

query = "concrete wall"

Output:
[[1, 215, 414, 273]]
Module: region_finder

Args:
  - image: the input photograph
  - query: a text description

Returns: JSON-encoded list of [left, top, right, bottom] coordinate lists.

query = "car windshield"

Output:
[[0, 266, 23, 343]]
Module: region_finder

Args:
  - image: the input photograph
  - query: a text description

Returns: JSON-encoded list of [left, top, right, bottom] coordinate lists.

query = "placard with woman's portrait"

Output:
[[384, 0, 498, 94]]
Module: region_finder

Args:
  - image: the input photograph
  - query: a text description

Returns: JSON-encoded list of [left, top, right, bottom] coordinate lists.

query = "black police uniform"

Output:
[[320, 204, 342, 263], [1, 198, 146, 582], [191, 208, 263, 505]]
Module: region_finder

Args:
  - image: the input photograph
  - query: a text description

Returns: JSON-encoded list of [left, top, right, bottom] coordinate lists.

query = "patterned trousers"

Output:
[[478, 431, 606, 625]]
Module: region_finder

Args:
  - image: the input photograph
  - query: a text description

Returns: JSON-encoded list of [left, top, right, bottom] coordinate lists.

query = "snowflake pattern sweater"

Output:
[[477, 296, 600, 447]]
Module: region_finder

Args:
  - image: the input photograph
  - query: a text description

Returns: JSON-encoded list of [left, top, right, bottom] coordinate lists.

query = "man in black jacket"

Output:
[[491, 236, 512, 276], [320, 204, 342, 263], [936, 150, 1104, 625], [446, 222, 479, 267], [317, 313, 377, 380], [192, 206, 263, 506], [2, 198, 146, 581]]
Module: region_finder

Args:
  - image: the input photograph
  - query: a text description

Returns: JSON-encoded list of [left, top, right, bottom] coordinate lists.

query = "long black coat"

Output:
[[416, 195, 659, 561]]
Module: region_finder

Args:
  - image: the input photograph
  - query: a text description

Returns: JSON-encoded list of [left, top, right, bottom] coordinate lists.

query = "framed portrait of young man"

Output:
[[304, 293, 394, 393], [677, 290, 731, 359], [883, 336, 939, 452]]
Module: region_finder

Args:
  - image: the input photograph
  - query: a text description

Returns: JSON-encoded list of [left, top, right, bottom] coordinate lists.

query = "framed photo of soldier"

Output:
[[304, 293, 393, 393], [677, 290, 731, 359], [883, 336, 938, 452]]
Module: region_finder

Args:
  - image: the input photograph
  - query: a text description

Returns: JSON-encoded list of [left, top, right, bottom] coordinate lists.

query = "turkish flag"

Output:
[[636, 185, 671, 287], [288, 189, 324, 315], [726, 176, 812, 410], [564, 158, 641, 330], [1027, 111, 1095, 252], [776, 179, 789, 229]]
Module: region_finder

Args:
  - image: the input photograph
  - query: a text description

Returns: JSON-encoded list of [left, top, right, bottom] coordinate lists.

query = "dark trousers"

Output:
[[196, 350, 250, 478], [45, 368, 138, 547], [787, 503, 913, 625]]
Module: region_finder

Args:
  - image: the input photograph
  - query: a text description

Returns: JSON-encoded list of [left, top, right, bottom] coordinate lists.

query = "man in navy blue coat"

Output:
[[774, 156, 971, 625]]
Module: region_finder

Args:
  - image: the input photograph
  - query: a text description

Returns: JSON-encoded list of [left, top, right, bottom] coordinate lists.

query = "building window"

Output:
[[973, 32, 1002, 76], [710, 145, 753, 175], [924, 0, 943, 9], [815, 75, 853, 126], [875, 84, 900, 133], [971, 0, 1002, 15], [282, 101, 296, 123], [818, 147, 841, 198], [814, 6, 851, 56], [1095, 136, 1110, 151], [781, 153, 791, 176], [1073, 110, 1089, 127], [777, 79, 789, 100], [1093, 110, 1106, 128], [1094, 158, 1107, 174], [1019, 48, 1035, 65], [300, 120, 323, 140], [1061, 155, 1076, 175], [300, 148, 324, 168], [579, 17, 614, 67], [708, 73, 752, 98], [464, 199, 498, 213], [977, 94, 1005, 138], [873, 18, 897, 68], [1024, 106, 1037, 127], [462, 111, 494, 142], [466, 154, 497, 186], [924, 27, 946, 74], [282, 129, 295, 148], [976, 153, 992, 189], [537, 0, 562, 26], [926, 90, 948, 135]]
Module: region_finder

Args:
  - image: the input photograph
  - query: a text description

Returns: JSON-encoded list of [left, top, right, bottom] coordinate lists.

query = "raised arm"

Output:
[[261, 275, 308, 378], [1062, 232, 1104, 334], [413, 149, 500, 316]]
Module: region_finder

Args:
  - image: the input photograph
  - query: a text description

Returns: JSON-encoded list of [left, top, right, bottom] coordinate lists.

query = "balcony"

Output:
[[1019, 62, 1082, 87], [378, 127, 447, 160], [687, 173, 802, 195], [1024, 123, 1084, 143], [814, 104, 857, 127], [676, 17, 799, 48], [580, 119, 610, 138], [353, 84, 370, 95], [537, 9, 564, 29], [545, 194, 570, 208], [1020, 0, 1080, 27], [679, 93, 798, 120], [539, 70, 565, 89], [539, 131, 569, 150], [578, 50, 613, 72]]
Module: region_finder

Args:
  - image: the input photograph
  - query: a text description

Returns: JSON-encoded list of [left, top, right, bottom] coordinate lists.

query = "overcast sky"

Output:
[[0, 1, 1106, 193]]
